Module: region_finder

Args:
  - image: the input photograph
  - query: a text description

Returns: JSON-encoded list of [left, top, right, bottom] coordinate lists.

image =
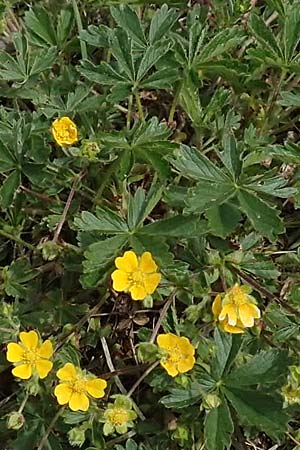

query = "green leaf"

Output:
[[56, 8, 74, 47], [0, 170, 21, 208], [136, 41, 171, 82], [221, 134, 241, 180], [79, 25, 109, 47], [149, 5, 178, 44], [160, 382, 205, 408], [79, 60, 129, 85], [127, 183, 163, 231], [140, 67, 179, 89], [248, 14, 282, 60], [170, 144, 231, 182], [0, 143, 16, 172], [196, 28, 244, 64], [109, 28, 135, 81], [24, 6, 57, 47], [204, 400, 234, 450], [140, 215, 208, 237], [111, 5, 146, 48], [30, 47, 57, 76], [74, 208, 128, 234], [179, 77, 202, 127], [185, 181, 236, 213], [237, 190, 285, 241], [279, 90, 300, 106], [223, 386, 289, 439], [213, 328, 242, 379], [224, 350, 289, 387], [84, 235, 128, 272], [206, 202, 241, 238], [283, 3, 300, 63], [244, 174, 296, 198]]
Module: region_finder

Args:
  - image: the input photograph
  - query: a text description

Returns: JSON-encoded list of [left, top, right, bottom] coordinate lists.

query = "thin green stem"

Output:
[[135, 91, 145, 122], [168, 81, 182, 123], [0, 229, 37, 251], [127, 94, 133, 129], [18, 391, 29, 414], [93, 156, 122, 204], [71, 0, 88, 60]]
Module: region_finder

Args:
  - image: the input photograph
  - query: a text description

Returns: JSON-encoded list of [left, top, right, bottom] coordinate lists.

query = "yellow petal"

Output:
[[139, 252, 158, 273], [12, 363, 32, 379], [111, 270, 130, 292], [130, 285, 147, 301], [178, 336, 195, 356], [86, 378, 107, 398], [38, 340, 53, 359], [69, 392, 89, 412], [212, 295, 222, 319], [54, 383, 73, 405], [57, 363, 78, 381], [115, 251, 138, 272], [239, 303, 260, 327], [160, 360, 178, 377], [144, 273, 161, 294], [6, 343, 24, 362], [157, 333, 178, 351], [223, 322, 245, 334], [19, 331, 39, 350], [219, 304, 237, 326], [178, 356, 195, 373], [36, 359, 53, 379]]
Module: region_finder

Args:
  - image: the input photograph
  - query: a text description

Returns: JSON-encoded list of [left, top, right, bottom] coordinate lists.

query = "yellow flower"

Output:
[[103, 395, 137, 435], [54, 363, 107, 412], [212, 284, 261, 334], [157, 333, 195, 377], [111, 250, 161, 301], [6, 330, 53, 380], [52, 117, 78, 146]]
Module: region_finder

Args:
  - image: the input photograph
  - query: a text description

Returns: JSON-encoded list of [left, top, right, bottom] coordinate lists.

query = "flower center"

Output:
[[69, 377, 87, 395], [128, 270, 145, 287], [109, 408, 129, 425], [167, 345, 186, 364], [23, 349, 38, 364]]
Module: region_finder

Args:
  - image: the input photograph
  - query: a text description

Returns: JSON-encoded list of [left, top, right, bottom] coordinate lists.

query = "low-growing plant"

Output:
[[1, 1, 300, 449]]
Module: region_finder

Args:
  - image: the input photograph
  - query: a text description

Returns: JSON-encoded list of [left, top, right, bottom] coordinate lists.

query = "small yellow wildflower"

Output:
[[6, 330, 53, 380], [111, 250, 161, 301], [212, 284, 261, 334], [157, 333, 195, 377], [52, 116, 78, 146], [103, 395, 137, 435], [54, 363, 107, 412]]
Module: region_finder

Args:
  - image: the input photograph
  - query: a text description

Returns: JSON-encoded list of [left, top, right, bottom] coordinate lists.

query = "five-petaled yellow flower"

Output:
[[54, 363, 107, 412], [6, 330, 53, 380], [157, 333, 195, 377], [212, 284, 261, 334], [111, 250, 161, 301], [52, 116, 78, 146]]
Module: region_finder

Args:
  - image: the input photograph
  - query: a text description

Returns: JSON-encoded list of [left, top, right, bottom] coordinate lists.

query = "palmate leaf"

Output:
[[248, 14, 282, 60], [237, 190, 285, 241], [283, 2, 300, 63], [206, 202, 242, 238], [223, 387, 289, 439], [111, 4, 146, 48], [74, 207, 128, 234], [224, 349, 289, 387], [204, 400, 234, 450], [212, 328, 242, 379], [149, 5, 178, 44], [185, 180, 237, 213]]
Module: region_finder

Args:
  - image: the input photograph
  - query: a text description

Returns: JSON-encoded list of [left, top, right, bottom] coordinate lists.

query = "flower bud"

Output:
[[68, 426, 86, 447], [7, 411, 25, 430]]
